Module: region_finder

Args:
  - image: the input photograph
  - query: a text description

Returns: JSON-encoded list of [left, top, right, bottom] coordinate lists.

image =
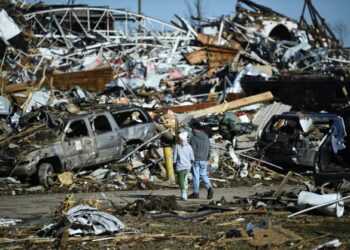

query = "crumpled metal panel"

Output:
[[65, 205, 125, 235]]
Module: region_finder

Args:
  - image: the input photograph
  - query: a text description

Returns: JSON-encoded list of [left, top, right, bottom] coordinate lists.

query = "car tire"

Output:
[[38, 163, 55, 187], [123, 144, 139, 162]]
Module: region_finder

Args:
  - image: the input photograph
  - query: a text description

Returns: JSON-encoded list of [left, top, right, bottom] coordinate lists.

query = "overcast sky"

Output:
[[28, 0, 350, 46]]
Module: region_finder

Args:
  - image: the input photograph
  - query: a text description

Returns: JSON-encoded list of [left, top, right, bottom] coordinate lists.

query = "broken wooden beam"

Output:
[[272, 171, 294, 198], [188, 91, 274, 118]]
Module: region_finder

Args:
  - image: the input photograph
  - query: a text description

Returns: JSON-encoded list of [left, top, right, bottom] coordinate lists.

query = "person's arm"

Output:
[[207, 136, 211, 160], [189, 145, 195, 163], [190, 136, 197, 154]]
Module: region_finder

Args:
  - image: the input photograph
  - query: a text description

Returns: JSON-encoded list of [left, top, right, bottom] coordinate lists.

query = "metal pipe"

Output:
[[287, 195, 350, 218]]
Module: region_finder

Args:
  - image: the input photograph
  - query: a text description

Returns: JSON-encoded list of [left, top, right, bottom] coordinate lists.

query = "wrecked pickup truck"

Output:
[[0, 105, 155, 187], [258, 112, 346, 168]]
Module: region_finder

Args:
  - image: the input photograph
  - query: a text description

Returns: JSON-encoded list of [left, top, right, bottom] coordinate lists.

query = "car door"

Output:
[[91, 113, 123, 164], [62, 118, 96, 170], [111, 108, 153, 143]]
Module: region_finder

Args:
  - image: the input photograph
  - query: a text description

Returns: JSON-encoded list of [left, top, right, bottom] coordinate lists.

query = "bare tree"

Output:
[[332, 20, 349, 46], [184, 0, 206, 31]]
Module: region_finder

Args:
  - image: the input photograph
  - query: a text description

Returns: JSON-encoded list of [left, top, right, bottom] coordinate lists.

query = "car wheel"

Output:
[[38, 163, 55, 187], [123, 144, 139, 162]]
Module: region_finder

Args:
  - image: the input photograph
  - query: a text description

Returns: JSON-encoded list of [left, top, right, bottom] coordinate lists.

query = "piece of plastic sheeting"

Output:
[[0, 96, 11, 116], [299, 117, 314, 133], [23, 90, 51, 113], [0, 9, 21, 41], [229, 64, 269, 93]]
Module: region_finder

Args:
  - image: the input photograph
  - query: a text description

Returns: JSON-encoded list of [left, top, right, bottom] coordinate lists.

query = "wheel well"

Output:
[[126, 139, 143, 146], [37, 156, 62, 172]]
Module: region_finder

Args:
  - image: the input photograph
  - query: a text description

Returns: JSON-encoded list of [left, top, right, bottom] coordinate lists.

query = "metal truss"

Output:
[[24, 6, 193, 49]]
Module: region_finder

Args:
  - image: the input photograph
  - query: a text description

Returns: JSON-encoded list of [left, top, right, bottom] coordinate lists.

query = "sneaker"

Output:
[[188, 193, 199, 199], [207, 188, 214, 199], [181, 192, 188, 201]]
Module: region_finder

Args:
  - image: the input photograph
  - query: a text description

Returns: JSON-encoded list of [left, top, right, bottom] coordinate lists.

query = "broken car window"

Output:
[[65, 120, 89, 139], [112, 110, 147, 128], [92, 115, 112, 135]]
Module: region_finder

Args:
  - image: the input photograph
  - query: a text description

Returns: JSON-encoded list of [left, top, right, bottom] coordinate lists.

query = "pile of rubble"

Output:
[[0, 0, 350, 248]]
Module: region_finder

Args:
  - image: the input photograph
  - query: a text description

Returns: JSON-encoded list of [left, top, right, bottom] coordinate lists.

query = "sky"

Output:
[[27, 0, 350, 46]]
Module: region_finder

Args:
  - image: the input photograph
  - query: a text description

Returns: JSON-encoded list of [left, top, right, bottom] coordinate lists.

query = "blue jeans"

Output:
[[191, 160, 211, 194]]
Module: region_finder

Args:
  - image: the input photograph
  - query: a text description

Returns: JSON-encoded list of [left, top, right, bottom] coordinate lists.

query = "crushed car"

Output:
[[314, 110, 350, 185], [0, 104, 155, 187], [258, 112, 347, 168]]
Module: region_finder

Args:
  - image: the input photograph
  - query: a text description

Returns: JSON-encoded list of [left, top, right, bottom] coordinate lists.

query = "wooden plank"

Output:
[[188, 91, 274, 118], [184, 45, 239, 68], [272, 171, 294, 198], [197, 33, 219, 45], [52, 67, 114, 91], [4, 83, 30, 93], [153, 101, 216, 113], [184, 48, 207, 65]]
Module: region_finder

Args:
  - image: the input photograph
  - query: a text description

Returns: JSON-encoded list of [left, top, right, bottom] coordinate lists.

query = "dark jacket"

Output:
[[190, 130, 210, 161]]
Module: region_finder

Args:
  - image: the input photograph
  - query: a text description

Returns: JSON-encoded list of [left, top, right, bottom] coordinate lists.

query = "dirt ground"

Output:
[[0, 185, 349, 249]]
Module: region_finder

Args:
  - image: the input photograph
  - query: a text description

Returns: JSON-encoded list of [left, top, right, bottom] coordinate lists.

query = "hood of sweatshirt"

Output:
[[193, 130, 208, 140]]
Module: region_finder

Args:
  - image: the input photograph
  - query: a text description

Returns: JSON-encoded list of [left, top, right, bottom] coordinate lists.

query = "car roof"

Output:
[[50, 104, 145, 122], [274, 112, 338, 121]]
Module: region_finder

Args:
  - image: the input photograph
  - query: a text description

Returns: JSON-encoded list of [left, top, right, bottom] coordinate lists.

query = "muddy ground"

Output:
[[0, 184, 349, 249]]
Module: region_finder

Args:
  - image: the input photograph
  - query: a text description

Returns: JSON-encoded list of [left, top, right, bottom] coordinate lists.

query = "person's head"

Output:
[[190, 119, 202, 132], [178, 131, 188, 145]]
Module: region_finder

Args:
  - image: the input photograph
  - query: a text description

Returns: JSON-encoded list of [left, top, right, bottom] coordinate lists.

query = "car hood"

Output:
[[0, 125, 60, 159]]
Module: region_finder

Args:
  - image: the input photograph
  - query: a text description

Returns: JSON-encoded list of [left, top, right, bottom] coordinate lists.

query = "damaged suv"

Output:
[[1, 105, 155, 187], [258, 112, 346, 168]]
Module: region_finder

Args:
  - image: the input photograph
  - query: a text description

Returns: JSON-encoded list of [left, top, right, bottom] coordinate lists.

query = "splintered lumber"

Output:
[[154, 101, 216, 113], [267, 171, 294, 205], [272, 171, 294, 198], [184, 45, 239, 69], [189, 91, 274, 118]]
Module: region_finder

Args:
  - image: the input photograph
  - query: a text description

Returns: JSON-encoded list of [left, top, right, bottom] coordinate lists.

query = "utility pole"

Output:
[[137, 0, 142, 33], [138, 0, 142, 16]]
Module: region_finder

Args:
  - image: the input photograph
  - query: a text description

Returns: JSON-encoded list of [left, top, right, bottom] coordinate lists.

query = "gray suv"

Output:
[[8, 105, 155, 187]]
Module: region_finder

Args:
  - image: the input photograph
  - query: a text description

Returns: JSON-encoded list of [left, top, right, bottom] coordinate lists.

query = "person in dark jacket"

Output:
[[189, 120, 214, 199]]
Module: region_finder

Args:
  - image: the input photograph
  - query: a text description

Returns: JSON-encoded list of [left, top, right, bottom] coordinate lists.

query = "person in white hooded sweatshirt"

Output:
[[173, 131, 194, 201]]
